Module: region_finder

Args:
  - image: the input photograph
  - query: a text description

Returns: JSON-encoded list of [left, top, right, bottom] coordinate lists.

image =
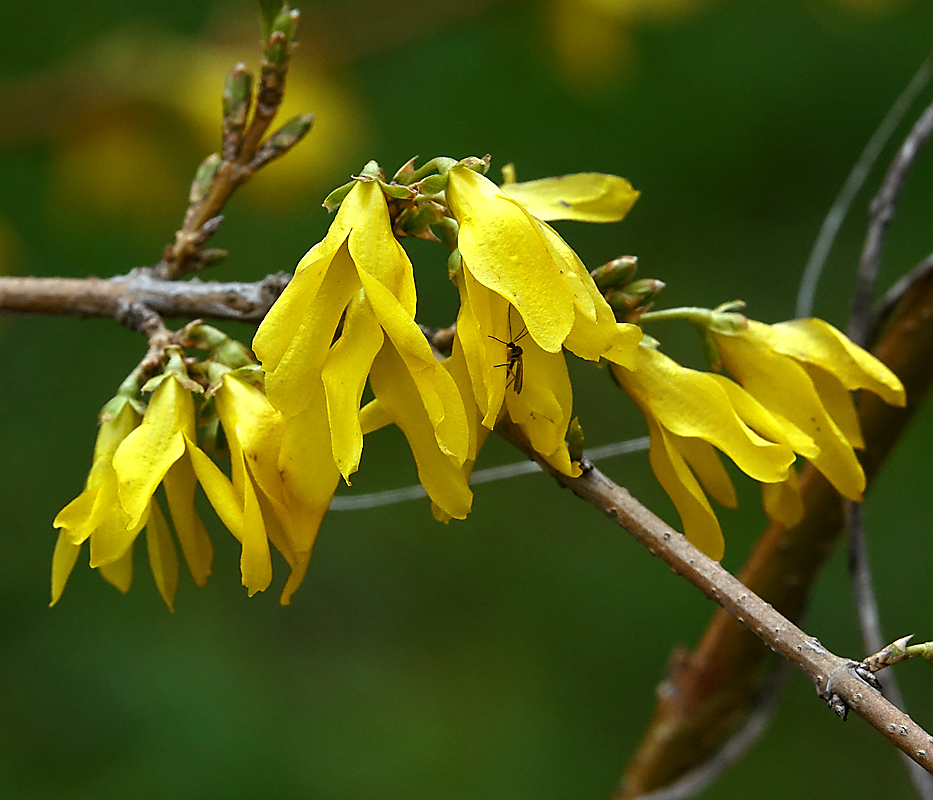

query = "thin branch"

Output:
[[495, 420, 933, 774], [796, 52, 933, 318], [848, 100, 933, 344], [329, 436, 651, 511]]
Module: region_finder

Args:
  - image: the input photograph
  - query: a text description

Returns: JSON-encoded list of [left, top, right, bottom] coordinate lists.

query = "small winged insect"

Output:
[[489, 311, 528, 394]]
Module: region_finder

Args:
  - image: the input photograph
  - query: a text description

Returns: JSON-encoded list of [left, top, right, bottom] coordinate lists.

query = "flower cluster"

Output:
[[54, 154, 908, 606], [611, 308, 905, 557], [53, 332, 324, 608]]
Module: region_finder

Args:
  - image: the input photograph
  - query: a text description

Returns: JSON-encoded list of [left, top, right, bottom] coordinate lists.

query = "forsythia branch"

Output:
[[0, 271, 291, 323]]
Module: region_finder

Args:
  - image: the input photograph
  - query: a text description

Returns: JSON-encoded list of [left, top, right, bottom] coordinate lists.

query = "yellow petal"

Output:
[[457, 267, 508, 427], [619, 348, 795, 483], [98, 544, 134, 594], [761, 468, 804, 529], [360, 398, 393, 434], [770, 319, 905, 406], [239, 474, 273, 596], [369, 343, 473, 519], [803, 363, 864, 449], [261, 244, 362, 416], [112, 376, 192, 529], [87, 499, 147, 568], [50, 531, 82, 606], [252, 491, 310, 605], [646, 416, 725, 560], [447, 166, 574, 352], [145, 500, 179, 612], [54, 402, 141, 538], [357, 263, 469, 464], [500, 173, 639, 223], [676, 435, 737, 509], [162, 455, 213, 587], [186, 440, 244, 538], [346, 179, 417, 314], [505, 336, 573, 463], [602, 323, 643, 370], [714, 333, 866, 500], [708, 373, 818, 459], [215, 377, 288, 507], [252, 243, 338, 373], [322, 291, 385, 481], [251, 179, 365, 370], [278, 383, 341, 554]]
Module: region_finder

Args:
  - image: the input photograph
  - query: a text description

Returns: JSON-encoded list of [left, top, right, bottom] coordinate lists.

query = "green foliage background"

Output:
[[1, 1, 932, 798]]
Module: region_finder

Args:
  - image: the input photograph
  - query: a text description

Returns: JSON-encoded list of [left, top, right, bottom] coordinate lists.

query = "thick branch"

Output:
[[497, 421, 933, 774]]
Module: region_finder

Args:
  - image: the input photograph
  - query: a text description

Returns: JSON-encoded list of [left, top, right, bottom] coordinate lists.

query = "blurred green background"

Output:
[[1, 1, 932, 798]]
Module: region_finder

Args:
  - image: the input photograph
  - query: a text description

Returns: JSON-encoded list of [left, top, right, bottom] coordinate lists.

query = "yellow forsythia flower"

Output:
[[611, 344, 809, 559], [709, 318, 906, 503], [253, 177, 471, 519], [445, 165, 642, 475], [53, 367, 214, 610]]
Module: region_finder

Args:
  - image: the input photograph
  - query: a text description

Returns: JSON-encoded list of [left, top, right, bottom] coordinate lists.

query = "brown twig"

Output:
[[495, 420, 933, 775], [155, 8, 313, 280]]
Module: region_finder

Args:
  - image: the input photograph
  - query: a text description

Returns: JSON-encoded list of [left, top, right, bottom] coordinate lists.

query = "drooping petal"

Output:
[[346, 179, 417, 314], [50, 531, 82, 607], [369, 342, 473, 519], [278, 380, 341, 555], [709, 373, 817, 459], [500, 172, 639, 223], [676, 436, 738, 509], [251, 179, 364, 370], [98, 545, 134, 594], [87, 500, 147, 569], [112, 376, 192, 529], [761, 468, 804, 529], [238, 473, 273, 596], [251, 245, 337, 374], [162, 455, 213, 587], [457, 266, 509, 427], [214, 374, 286, 504], [54, 401, 140, 541], [145, 500, 179, 612], [322, 291, 385, 481], [603, 323, 643, 370], [357, 263, 469, 464], [187, 440, 244, 537], [359, 398, 393, 434], [645, 415, 725, 561]]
